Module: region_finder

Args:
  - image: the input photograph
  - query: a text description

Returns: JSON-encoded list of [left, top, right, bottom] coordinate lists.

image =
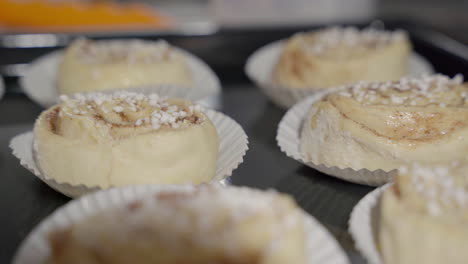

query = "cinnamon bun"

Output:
[[57, 39, 191, 94], [33, 91, 218, 187], [300, 74, 468, 171], [273, 27, 411, 89], [47, 185, 307, 264], [379, 162, 468, 264]]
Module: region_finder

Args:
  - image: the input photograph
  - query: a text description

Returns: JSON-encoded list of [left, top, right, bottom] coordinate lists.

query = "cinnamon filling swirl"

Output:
[[33, 91, 219, 188], [273, 26, 411, 90], [45, 106, 60, 135], [324, 74, 468, 143], [49, 92, 205, 140], [300, 74, 468, 172]]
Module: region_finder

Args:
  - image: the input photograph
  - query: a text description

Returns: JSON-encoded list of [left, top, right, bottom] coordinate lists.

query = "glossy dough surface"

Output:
[[57, 39, 191, 94], [33, 92, 219, 187], [47, 185, 307, 264], [273, 27, 411, 89], [300, 74, 468, 171], [379, 162, 468, 264]]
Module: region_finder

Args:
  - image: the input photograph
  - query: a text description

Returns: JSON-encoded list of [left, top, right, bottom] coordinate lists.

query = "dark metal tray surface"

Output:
[[1, 20, 467, 263]]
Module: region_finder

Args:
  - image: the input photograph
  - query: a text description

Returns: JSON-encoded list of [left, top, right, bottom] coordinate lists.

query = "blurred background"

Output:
[[0, 0, 467, 78], [380, 0, 468, 43], [1, 0, 467, 37]]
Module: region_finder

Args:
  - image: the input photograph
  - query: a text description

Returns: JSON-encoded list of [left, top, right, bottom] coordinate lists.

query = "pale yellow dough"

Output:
[[33, 92, 219, 188], [379, 162, 468, 264], [47, 185, 307, 264], [300, 74, 468, 171], [57, 39, 192, 94], [273, 27, 411, 89]]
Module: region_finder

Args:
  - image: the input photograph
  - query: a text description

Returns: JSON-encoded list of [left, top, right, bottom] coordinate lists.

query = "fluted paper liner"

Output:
[[349, 185, 390, 264], [246, 40, 435, 109], [277, 92, 396, 186], [10, 109, 248, 198], [20, 46, 222, 109], [13, 185, 350, 264]]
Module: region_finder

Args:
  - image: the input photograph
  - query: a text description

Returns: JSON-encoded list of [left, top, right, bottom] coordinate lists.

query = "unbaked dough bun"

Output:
[[47, 185, 307, 264], [274, 27, 411, 89], [379, 161, 468, 264], [33, 91, 218, 187], [301, 74, 468, 171], [57, 39, 191, 94]]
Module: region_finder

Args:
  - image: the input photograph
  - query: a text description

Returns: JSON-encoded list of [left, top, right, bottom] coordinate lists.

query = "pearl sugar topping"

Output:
[[338, 74, 465, 106], [400, 163, 468, 216], [59, 92, 203, 130], [303, 26, 407, 55], [76, 39, 175, 64]]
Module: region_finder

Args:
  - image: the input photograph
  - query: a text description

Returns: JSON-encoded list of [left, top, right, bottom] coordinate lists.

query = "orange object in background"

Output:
[[0, 0, 172, 32]]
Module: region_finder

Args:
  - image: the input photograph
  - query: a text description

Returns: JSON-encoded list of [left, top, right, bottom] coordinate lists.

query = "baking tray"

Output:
[[0, 19, 467, 263]]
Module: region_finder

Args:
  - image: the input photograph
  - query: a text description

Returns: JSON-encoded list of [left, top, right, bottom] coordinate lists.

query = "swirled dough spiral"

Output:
[[273, 27, 411, 89], [300, 74, 468, 171], [33, 91, 218, 187]]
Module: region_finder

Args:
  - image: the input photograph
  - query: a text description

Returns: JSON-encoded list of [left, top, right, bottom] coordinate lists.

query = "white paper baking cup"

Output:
[[10, 108, 248, 198], [20, 45, 221, 109], [246, 40, 435, 109], [277, 92, 396, 186], [13, 185, 350, 264], [349, 185, 390, 264]]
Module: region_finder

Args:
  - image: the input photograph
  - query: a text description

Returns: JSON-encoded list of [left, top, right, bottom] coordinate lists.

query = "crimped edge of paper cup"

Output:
[[20, 44, 221, 109], [349, 185, 390, 264], [245, 40, 434, 109], [13, 185, 349, 264], [276, 92, 396, 186], [9, 108, 248, 198]]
